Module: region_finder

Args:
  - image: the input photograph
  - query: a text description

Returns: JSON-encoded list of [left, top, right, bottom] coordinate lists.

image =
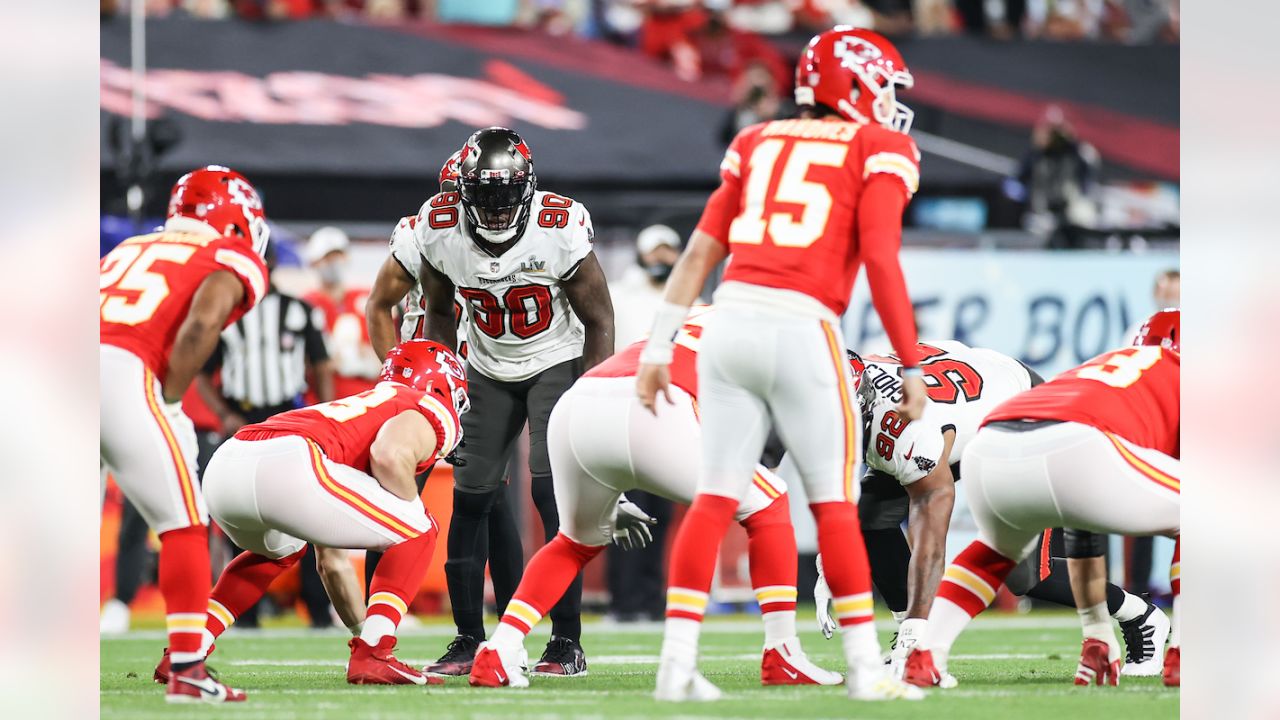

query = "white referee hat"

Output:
[[636, 224, 681, 255], [305, 226, 350, 263]]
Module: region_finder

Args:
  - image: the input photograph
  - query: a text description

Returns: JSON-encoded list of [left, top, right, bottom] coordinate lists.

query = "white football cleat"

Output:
[[1119, 601, 1170, 677], [847, 660, 926, 701], [761, 638, 843, 686], [655, 657, 722, 702], [100, 599, 131, 634]]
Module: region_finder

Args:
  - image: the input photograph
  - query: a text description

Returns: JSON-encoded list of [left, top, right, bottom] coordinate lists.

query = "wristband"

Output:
[[901, 366, 923, 378], [638, 301, 689, 365]]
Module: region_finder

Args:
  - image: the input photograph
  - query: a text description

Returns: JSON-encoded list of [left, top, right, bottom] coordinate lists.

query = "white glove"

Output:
[[612, 495, 658, 551], [813, 554, 836, 639], [889, 617, 927, 678]]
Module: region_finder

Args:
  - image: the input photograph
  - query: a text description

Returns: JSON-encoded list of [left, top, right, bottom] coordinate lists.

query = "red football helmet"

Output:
[[167, 165, 269, 257], [1133, 309, 1180, 354], [381, 339, 470, 415], [794, 27, 914, 132]]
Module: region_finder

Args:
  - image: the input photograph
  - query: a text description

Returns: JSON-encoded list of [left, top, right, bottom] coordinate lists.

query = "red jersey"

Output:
[[695, 118, 922, 365], [586, 306, 713, 397], [100, 229, 268, 378], [237, 381, 461, 475], [304, 287, 380, 397], [983, 347, 1179, 457]]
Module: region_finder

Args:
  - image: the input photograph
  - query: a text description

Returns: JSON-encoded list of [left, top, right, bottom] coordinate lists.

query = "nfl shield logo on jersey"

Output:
[[489, 261, 500, 273]]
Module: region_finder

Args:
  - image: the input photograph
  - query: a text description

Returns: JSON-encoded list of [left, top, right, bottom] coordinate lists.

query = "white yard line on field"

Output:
[[222, 652, 1049, 668]]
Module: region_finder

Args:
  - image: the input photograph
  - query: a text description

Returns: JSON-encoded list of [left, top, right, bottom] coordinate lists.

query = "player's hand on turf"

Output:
[[635, 363, 673, 416], [813, 554, 836, 639], [613, 496, 658, 551], [898, 374, 928, 421]]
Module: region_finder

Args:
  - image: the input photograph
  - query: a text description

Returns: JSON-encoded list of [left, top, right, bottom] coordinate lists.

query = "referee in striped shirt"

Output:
[[196, 245, 350, 630]]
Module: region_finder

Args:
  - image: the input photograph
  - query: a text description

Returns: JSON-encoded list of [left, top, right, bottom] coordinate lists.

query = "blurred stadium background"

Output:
[[98, 0, 1178, 632]]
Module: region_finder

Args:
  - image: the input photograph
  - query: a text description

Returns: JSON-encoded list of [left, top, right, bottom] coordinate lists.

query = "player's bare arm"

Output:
[[562, 251, 615, 370], [369, 409, 439, 501], [314, 545, 366, 634], [903, 429, 957, 619], [419, 260, 459, 353], [195, 369, 246, 434], [636, 230, 728, 414], [859, 176, 926, 420], [163, 270, 246, 403], [367, 255, 416, 360]]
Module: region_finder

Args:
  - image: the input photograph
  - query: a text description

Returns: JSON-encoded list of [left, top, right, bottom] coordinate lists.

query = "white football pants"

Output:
[[547, 376, 787, 547]]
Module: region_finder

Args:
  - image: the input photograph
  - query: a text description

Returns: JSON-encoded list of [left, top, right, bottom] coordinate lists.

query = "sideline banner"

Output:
[[843, 248, 1179, 376]]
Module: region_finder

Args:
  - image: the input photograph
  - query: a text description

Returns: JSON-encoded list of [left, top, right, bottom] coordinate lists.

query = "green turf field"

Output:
[[101, 611, 1178, 719]]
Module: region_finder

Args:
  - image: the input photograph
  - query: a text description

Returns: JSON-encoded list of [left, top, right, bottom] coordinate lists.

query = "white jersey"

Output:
[[389, 215, 471, 354], [391, 189, 594, 382], [862, 340, 1035, 485]]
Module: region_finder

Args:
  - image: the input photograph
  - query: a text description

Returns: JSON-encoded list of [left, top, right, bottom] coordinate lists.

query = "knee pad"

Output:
[[1063, 528, 1106, 559]]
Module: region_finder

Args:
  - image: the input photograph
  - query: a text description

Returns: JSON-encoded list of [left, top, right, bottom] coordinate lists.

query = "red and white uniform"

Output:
[[202, 381, 461, 558], [960, 346, 1180, 559], [99, 228, 268, 533], [550, 307, 787, 546], [691, 117, 921, 506], [305, 287, 382, 397]]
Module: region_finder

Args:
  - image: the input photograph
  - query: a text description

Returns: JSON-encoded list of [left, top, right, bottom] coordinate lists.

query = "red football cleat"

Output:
[[154, 644, 215, 685], [903, 648, 947, 688], [469, 642, 529, 688], [347, 637, 439, 686], [760, 638, 842, 686], [166, 660, 247, 703], [1162, 646, 1180, 687], [1074, 638, 1121, 686]]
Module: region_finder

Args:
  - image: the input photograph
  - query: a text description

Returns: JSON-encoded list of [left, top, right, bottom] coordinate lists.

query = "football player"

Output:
[[911, 310, 1180, 688], [100, 165, 269, 703], [636, 28, 927, 702], [396, 127, 615, 678], [467, 306, 841, 689], [810, 342, 1168, 682], [153, 340, 468, 687]]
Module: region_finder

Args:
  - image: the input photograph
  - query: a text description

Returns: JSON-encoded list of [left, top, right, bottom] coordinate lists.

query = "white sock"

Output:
[[1168, 595, 1180, 647], [490, 622, 526, 654], [359, 614, 397, 646], [199, 629, 216, 657], [839, 621, 880, 668], [891, 609, 908, 624], [660, 617, 702, 664], [924, 599, 971, 658], [761, 610, 796, 647], [1112, 592, 1148, 623], [1078, 601, 1119, 657]]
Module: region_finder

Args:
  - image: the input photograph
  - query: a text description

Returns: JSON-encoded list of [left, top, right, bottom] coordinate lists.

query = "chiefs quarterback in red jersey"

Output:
[[100, 165, 269, 703], [636, 27, 926, 702], [915, 310, 1180, 690], [468, 306, 840, 690], [152, 340, 468, 688]]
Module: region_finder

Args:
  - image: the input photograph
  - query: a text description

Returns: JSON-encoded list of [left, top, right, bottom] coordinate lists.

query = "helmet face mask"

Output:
[[456, 127, 536, 245]]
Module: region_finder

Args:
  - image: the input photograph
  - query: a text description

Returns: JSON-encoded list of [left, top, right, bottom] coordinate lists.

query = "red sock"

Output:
[[937, 540, 1017, 618], [1169, 536, 1180, 596], [206, 548, 306, 638], [500, 533, 603, 633], [666, 493, 740, 622], [810, 501, 875, 627], [158, 525, 212, 659], [742, 495, 798, 614], [367, 525, 439, 630]]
